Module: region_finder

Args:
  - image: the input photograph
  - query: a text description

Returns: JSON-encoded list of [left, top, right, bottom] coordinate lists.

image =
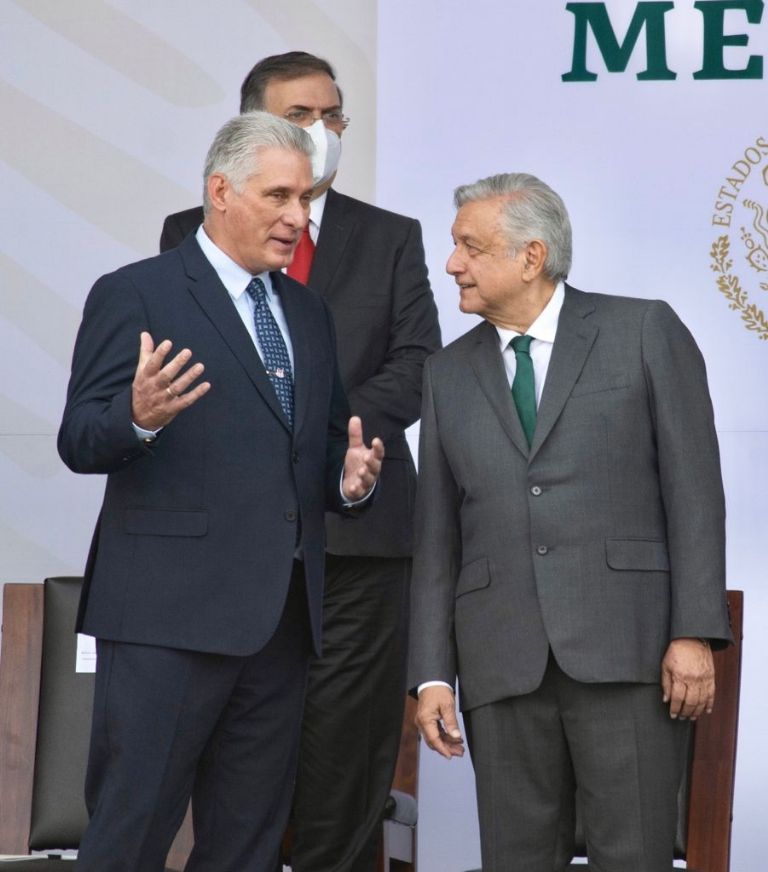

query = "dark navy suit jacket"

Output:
[[160, 188, 442, 558], [59, 234, 351, 657]]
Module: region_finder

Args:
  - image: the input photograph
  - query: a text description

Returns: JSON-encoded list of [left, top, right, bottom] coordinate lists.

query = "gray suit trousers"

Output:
[[463, 652, 689, 872]]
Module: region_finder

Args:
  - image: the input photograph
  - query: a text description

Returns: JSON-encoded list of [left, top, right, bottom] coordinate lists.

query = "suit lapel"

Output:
[[529, 285, 598, 461], [469, 321, 530, 459], [178, 236, 291, 433], [309, 188, 353, 296]]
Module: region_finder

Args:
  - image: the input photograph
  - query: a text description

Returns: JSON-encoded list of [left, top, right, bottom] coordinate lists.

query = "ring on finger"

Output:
[[166, 385, 176, 398]]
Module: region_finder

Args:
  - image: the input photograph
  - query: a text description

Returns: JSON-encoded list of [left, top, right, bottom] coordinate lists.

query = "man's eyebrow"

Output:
[[286, 102, 342, 111]]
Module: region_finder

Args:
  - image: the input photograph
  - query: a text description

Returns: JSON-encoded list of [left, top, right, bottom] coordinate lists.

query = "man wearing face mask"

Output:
[[160, 52, 441, 872]]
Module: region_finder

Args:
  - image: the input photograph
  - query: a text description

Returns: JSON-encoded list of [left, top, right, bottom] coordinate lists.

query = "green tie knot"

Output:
[[511, 334, 534, 355]]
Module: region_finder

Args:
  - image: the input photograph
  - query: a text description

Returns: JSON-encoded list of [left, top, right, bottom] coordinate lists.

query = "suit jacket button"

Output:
[[285, 510, 297, 522], [536, 545, 549, 556], [530, 485, 543, 496]]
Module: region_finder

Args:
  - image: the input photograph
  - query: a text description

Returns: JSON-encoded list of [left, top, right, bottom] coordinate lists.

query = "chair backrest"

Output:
[[0, 578, 93, 852], [378, 694, 420, 871], [0, 578, 199, 869], [684, 589, 743, 872], [392, 695, 420, 802], [571, 589, 743, 872], [0, 581, 43, 853], [30, 578, 94, 849]]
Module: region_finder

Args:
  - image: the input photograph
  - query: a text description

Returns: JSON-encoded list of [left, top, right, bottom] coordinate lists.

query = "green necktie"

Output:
[[511, 334, 537, 446]]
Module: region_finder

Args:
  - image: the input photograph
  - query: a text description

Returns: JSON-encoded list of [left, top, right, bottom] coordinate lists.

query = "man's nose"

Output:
[[283, 200, 308, 228], [299, 111, 323, 127], [446, 248, 462, 275]]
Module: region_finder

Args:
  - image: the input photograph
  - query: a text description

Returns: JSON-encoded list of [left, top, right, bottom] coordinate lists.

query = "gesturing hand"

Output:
[[132, 332, 210, 431], [341, 416, 384, 502]]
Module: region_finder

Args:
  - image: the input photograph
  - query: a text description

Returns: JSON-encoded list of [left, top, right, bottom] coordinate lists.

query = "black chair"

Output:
[[0, 577, 192, 870], [0, 579, 421, 871], [379, 695, 420, 870]]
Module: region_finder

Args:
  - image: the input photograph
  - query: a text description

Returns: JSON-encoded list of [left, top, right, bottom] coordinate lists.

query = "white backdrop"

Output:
[[1, 2, 765, 870]]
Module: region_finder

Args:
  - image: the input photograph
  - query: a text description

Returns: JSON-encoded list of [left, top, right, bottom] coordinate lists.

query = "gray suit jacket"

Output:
[[408, 285, 732, 712]]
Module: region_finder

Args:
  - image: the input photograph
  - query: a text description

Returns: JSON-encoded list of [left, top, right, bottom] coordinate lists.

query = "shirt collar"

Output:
[[309, 189, 328, 229], [496, 281, 565, 351], [195, 224, 274, 301]]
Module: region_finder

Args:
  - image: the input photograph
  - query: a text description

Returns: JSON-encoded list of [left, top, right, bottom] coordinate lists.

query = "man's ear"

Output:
[[206, 173, 230, 213], [524, 239, 548, 279]]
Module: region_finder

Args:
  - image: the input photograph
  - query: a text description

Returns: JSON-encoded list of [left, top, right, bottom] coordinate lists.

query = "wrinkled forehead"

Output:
[[246, 145, 313, 184], [452, 197, 508, 239], [263, 73, 342, 113]]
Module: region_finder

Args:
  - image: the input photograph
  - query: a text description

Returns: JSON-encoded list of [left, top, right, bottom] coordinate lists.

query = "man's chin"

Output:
[[259, 254, 295, 273], [269, 248, 298, 271]]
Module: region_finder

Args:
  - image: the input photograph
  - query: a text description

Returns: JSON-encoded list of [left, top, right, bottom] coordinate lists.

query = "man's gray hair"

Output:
[[202, 111, 313, 214], [454, 173, 572, 281]]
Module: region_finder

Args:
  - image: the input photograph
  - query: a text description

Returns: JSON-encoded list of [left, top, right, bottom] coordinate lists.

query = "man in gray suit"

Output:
[[409, 173, 732, 871]]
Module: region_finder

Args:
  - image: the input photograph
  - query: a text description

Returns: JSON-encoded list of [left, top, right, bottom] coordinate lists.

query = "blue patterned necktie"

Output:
[[246, 277, 294, 428]]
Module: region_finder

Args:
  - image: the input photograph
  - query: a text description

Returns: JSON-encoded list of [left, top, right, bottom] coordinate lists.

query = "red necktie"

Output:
[[287, 224, 315, 285]]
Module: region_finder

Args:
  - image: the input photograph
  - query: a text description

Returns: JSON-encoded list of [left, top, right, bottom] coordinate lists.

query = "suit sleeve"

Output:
[[58, 273, 151, 474], [322, 299, 355, 513], [346, 219, 441, 439], [641, 300, 731, 645], [407, 358, 461, 692]]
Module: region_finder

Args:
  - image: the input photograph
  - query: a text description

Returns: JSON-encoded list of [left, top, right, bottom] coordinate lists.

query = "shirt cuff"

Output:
[[339, 472, 377, 507], [417, 680, 453, 695], [132, 422, 162, 441]]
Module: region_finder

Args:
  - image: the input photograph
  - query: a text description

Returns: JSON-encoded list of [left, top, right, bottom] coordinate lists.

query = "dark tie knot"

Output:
[[511, 334, 533, 355], [246, 277, 267, 305]]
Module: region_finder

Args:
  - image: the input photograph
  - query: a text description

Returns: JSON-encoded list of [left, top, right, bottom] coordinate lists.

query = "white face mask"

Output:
[[304, 119, 342, 188]]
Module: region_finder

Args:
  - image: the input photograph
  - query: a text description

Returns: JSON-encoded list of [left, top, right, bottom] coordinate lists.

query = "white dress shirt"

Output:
[[306, 190, 327, 244], [496, 280, 564, 402], [194, 225, 295, 369]]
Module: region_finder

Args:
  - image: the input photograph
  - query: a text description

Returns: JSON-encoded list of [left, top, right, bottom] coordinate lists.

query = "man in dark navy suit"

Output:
[[161, 52, 441, 872], [59, 111, 382, 872]]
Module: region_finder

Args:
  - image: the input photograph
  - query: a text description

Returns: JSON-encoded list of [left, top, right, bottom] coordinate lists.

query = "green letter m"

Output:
[[563, 2, 677, 81]]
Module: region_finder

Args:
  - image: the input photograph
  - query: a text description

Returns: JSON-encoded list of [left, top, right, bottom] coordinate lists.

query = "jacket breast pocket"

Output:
[[124, 508, 208, 537], [605, 538, 670, 571], [571, 373, 629, 397]]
